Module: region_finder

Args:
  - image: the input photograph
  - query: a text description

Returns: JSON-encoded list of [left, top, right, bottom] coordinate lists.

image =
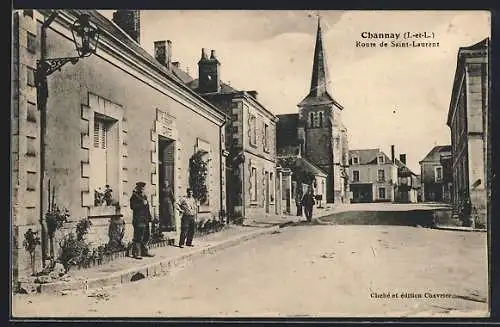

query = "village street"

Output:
[[13, 208, 489, 318]]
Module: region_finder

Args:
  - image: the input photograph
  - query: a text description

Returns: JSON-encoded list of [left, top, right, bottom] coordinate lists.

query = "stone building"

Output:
[[176, 49, 280, 220], [446, 38, 490, 227], [348, 147, 399, 203], [276, 18, 349, 204], [419, 145, 452, 203], [11, 10, 227, 279]]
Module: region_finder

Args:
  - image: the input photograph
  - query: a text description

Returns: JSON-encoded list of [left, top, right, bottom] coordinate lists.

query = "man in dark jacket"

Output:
[[301, 185, 316, 222], [130, 181, 154, 259]]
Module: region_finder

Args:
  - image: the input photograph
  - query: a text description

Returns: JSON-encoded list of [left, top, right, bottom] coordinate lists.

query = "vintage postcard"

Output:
[[11, 9, 491, 318]]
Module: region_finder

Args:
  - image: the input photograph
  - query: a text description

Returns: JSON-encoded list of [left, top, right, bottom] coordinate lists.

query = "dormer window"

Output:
[[378, 155, 385, 164], [352, 156, 359, 165]]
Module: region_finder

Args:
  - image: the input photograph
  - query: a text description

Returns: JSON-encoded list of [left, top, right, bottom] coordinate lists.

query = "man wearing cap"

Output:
[[178, 188, 198, 248], [129, 181, 154, 259]]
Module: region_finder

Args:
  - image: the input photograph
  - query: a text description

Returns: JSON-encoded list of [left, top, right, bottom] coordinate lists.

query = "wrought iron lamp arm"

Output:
[[35, 57, 80, 86]]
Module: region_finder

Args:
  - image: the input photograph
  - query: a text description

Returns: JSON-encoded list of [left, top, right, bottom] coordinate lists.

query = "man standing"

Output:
[[129, 181, 154, 259], [178, 188, 198, 248], [301, 185, 316, 222]]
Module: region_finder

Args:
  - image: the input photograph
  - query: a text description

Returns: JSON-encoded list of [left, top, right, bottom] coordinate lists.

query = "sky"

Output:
[[100, 10, 490, 173]]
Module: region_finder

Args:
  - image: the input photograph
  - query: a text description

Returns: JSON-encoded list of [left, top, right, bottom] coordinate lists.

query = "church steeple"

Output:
[[298, 16, 341, 108], [310, 16, 329, 97]]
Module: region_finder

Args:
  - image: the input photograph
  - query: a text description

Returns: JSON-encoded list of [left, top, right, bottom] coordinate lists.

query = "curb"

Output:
[[432, 225, 487, 233], [38, 225, 280, 294]]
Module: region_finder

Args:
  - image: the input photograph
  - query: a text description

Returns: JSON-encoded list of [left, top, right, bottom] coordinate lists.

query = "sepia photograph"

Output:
[[11, 9, 491, 318]]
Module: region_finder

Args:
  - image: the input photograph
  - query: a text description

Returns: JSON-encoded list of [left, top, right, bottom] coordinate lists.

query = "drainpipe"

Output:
[[38, 11, 59, 267], [219, 118, 227, 223]]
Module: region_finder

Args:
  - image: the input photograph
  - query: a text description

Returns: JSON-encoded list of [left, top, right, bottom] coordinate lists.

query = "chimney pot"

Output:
[[201, 48, 208, 59], [172, 61, 180, 68], [210, 49, 217, 59], [399, 154, 407, 165]]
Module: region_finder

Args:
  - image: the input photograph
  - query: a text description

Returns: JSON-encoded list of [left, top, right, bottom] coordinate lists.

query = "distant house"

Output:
[[446, 37, 490, 227], [394, 154, 419, 203], [348, 147, 399, 203], [419, 145, 452, 203]]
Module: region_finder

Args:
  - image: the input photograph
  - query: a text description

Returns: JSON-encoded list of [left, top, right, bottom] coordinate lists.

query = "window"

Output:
[[264, 123, 269, 151], [378, 169, 385, 182], [319, 112, 323, 127], [92, 117, 110, 199], [352, 156, 359, 165], [27, 32, 37, 53], [353, 170, 360, 182], [378, 155, 385, 164], [378, 187, 386, 199], [435, 166, 443, 182], [309, 112, 314, 127], [27, 102, 37, 122], [251, 167, 257, 202], [269, 172, 274, 203], [27, 67, 35, 87], [249, 114, 257, 146]]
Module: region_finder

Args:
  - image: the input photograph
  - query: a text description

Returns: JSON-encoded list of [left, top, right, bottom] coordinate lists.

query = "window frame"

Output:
[[377, 169, 385, 182], [251, 166, 258, 202], [352, 170, 360, 182], [435, 166, 443, 183], [378, 187, 386, 199]]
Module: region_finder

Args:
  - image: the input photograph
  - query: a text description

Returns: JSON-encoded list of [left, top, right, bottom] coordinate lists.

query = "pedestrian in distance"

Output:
[[177, 188, 198, 248], [301, 185, 316, 222], [295, 188, 303, 217], [129, 181, 155, 259]]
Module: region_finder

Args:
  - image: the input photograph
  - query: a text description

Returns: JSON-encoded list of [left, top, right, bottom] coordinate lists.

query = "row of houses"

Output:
[[416, 37, 490, 228]]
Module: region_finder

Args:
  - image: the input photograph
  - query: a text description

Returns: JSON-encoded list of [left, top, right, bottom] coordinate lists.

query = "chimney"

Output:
[[248, 90, 258, 100], [210, 49, 217, 59], [166, 40, 172, 69], [399, 154, 407, 165], [153, 40, 172, 69], [391, 145, 395, 164], [113, 10, 141, 43], [198, 48, 221, 93], [172, 61, 180, 68]]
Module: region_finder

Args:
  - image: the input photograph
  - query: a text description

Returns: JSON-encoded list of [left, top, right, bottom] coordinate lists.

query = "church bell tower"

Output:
[[297, 16, 349, 203]]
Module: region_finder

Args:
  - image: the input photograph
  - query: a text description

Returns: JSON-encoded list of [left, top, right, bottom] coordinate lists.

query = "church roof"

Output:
[[298, 17, 343, 110], [278, 156, 328, 177]]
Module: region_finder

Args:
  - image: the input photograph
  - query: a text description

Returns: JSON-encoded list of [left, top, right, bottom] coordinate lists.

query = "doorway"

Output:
[[158, 135, 175, 231]]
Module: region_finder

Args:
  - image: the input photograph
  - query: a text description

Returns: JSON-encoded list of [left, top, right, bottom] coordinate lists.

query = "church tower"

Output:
[[297, 17, 349, 203]]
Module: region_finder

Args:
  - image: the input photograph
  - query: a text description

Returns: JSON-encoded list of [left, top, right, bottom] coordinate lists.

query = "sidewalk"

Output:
[[33, 223, 289, 294]]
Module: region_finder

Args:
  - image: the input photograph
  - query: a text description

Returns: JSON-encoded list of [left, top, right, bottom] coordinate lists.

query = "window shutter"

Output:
[[93, 121, 100, 148], [101, 124, 107, 149]]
